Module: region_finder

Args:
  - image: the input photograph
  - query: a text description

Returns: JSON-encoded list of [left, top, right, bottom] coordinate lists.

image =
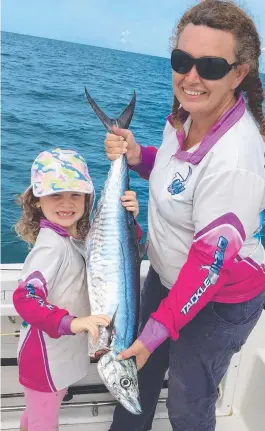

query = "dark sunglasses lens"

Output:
[[197, 57, 230, 80], [171, 50, 193, 74]]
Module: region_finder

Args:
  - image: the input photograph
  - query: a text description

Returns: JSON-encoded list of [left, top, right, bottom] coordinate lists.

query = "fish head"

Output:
[[97, 350, 142, 415]]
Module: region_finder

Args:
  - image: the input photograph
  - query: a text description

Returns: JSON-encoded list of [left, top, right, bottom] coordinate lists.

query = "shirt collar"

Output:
[[167, 92, 246, 165]]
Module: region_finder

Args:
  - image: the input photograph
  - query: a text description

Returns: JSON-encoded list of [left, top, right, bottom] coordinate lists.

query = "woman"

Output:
[[105, 1, 265, 430]]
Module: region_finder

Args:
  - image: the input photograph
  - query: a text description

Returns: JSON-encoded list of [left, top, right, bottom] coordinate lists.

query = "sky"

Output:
[[1, 0, 265, 69]]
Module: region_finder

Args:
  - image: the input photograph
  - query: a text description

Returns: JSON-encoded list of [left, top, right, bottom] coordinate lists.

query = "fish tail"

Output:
[[84, 87, 136, 132]]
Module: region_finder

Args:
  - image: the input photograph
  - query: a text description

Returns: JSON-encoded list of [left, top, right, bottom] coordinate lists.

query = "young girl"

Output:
[[13, 147, 140, 431]]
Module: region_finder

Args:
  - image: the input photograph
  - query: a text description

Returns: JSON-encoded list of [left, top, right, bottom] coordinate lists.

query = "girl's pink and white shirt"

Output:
[[13, 218, 143, 392], [13, 221, 90, 392]]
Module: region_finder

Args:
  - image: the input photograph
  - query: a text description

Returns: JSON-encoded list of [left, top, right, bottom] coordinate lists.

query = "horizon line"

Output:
[[1, 30, 170, 60]]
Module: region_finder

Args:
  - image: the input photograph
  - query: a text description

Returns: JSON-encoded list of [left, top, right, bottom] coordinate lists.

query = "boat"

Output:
[[1, 260, 265, 430]]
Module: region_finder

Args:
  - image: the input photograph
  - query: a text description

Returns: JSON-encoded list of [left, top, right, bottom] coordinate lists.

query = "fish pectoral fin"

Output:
[[85, 87, 136, 131], [70, 237, 88, 260], [139, 240, 149, 261], [106, 305, 119, 346]]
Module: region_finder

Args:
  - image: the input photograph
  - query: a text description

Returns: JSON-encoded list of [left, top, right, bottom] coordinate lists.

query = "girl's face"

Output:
[[39, 191, 86, 236]]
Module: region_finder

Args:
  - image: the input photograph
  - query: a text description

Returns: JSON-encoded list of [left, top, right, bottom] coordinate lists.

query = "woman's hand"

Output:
[[116, 339, 151, 370], [70, 314, 111, 343], [104, 126, 141, 166], [121, 190, 139, 218]]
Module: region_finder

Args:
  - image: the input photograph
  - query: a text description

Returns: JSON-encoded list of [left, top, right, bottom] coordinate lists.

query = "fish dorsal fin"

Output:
[[85, 87, 136, 132]]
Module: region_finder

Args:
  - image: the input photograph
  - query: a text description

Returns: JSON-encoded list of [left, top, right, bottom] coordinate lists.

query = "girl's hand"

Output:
[[70, 314, 111, 343], [104, 126, 141, 166], [121, 190, 139, 218]]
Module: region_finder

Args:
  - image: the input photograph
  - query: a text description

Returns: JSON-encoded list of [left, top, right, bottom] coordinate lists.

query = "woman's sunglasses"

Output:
[[171, 49, 238, 81]]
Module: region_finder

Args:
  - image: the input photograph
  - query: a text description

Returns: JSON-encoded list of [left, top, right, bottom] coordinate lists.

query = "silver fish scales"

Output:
[[83, 88, 142, 415]]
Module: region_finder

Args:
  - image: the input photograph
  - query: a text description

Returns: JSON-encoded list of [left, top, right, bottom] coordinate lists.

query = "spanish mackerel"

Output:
[[83, 88, 142, 414]]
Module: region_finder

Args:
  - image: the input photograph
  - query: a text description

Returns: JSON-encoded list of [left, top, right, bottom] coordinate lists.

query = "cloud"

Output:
[[120, 29, 131, 48], [261, 47, 265, 52], [121, 30, 130, 37]]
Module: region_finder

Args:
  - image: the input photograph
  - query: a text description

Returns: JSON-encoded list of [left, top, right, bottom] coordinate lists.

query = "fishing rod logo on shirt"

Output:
[[181, 236, 228, 316], [26, 283, 54, 310], [168, 166, 192, 195]]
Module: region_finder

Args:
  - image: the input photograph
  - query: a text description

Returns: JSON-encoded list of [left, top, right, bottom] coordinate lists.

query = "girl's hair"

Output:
[[171, 0, 265, 135], [15, 188, 91, 245]]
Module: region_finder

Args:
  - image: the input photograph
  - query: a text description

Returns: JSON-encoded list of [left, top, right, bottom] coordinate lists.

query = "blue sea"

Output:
[[1, 31, 265, 263]]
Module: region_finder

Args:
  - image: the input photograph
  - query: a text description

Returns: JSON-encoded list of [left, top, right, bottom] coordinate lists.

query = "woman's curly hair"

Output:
[[171, 0, 265, 135], [15, 188, 91, 245]]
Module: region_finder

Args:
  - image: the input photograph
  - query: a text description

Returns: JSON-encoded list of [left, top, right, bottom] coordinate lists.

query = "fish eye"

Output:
[[120, 377, 131, 389]]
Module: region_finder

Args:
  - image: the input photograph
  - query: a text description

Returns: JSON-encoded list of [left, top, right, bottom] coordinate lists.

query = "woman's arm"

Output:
[[149, 169, 265, 340], [104, 126, 158, 180]]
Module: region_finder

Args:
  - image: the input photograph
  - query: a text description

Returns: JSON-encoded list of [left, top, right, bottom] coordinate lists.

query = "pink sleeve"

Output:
[[143, 169, 265, 343], [58, 315, 75, 336], [150, 233, 232, 340], [13, 272, 70, 339], [129, 146, 157, 180], [138, 318, 169, 352]]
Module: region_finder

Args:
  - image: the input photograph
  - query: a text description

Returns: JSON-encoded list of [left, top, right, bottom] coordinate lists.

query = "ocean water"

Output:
[[1, 31, 172, 263], [1, 31, 265, 263]]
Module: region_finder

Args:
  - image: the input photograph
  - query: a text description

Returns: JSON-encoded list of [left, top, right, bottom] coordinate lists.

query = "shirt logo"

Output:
[[168, 166, 192, 195], [181, 236, 228, 315]]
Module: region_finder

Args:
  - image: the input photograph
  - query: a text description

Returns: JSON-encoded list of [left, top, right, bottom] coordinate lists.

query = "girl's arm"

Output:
[[13, 242, 71, 339], [121, 190, 143, 242]]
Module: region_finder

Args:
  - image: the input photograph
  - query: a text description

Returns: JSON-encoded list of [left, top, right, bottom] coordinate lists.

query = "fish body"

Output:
[[83, 89, 142, 415]]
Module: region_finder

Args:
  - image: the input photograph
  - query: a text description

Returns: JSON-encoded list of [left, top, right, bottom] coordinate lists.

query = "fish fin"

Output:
[[116, 91, 136, 129], [85, 87, 136, 131], [89, 191, 96, 219], [106, 305, 119, 346], [70, 237, 88, 260], [139, 240, 149, 261]]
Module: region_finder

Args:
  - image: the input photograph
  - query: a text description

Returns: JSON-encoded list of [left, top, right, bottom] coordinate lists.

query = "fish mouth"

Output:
[[97, 350, 142, 415]]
